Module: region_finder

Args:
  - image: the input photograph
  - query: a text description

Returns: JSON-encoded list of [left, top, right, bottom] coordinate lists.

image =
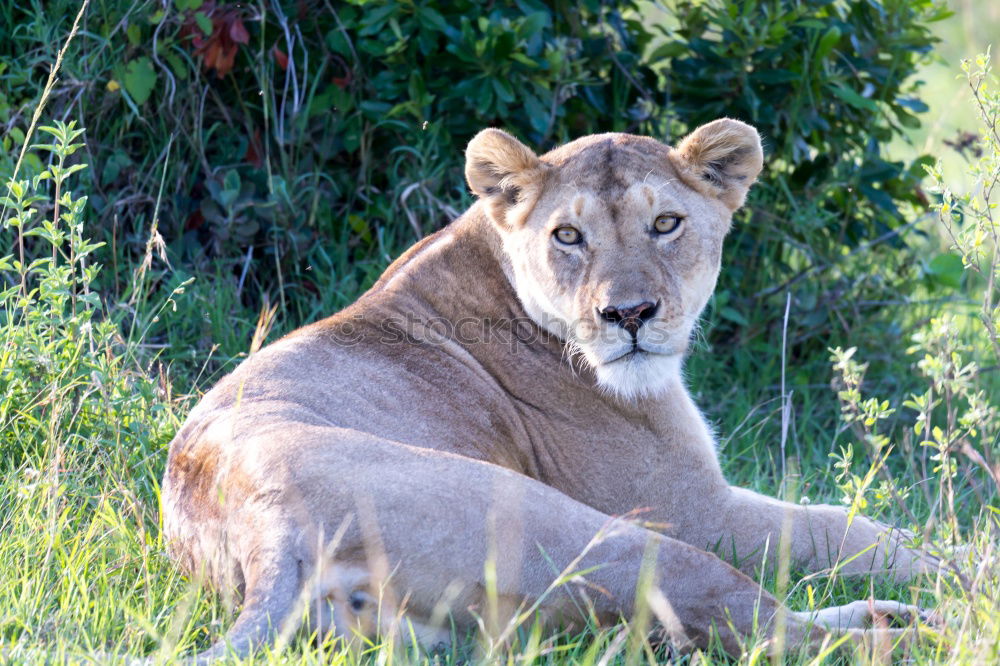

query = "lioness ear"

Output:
[[669, 118, 763, 210], [465, 128, 548, 227]]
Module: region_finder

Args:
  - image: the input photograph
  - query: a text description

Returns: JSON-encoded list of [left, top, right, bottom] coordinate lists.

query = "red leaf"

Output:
[[185, 209, 205, 231], [245, 128, 263, 169], [229, 17, 249, 44], [301, 277, 319, 296], [203, 41, 222, 70], [272, 45, 288, 71], [332, 70, 353, 89], [215, 46, 237, 78], [180, 3, 250, 78]]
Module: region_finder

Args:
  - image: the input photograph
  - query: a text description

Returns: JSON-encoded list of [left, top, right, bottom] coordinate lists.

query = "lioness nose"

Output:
[[598, 301, 659, 335]]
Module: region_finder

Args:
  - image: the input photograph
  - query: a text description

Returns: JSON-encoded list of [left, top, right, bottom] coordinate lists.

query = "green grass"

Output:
[[0, 275, 993, 666], [0, 164, 996, 666]]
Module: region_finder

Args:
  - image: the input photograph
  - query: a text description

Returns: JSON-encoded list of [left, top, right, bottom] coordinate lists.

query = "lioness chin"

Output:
[[162, 119, 937, 661]]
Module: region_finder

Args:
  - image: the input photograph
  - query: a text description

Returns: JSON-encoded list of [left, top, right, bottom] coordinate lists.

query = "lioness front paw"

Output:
[[800, 599, 937, 631]]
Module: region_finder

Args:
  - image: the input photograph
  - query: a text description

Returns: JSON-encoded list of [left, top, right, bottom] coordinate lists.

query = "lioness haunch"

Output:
[[163, 119, 937, 661]]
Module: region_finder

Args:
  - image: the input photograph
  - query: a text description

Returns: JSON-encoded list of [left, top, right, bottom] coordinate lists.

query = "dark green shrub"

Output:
[[664, 0, 949, 350], [0, 0, 947, 368]]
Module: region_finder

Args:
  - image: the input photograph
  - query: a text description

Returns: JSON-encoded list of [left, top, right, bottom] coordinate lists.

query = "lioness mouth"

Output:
[[606, 348, 652, 364]]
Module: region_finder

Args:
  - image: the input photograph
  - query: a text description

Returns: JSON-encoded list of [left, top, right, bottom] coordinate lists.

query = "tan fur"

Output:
[[161, 119, 937, 661]]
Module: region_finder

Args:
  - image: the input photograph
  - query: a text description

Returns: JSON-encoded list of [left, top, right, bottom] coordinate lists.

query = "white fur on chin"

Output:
[[593, 352, 682, 400]]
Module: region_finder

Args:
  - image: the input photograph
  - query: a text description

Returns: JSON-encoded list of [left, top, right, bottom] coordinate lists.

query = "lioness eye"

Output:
[[654, 215, 683, 235], [348, 591, 369, 612], [554, 226, 582, 245]]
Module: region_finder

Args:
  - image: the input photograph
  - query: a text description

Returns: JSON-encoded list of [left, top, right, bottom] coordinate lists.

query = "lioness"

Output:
[[162, 119, 936, 661]]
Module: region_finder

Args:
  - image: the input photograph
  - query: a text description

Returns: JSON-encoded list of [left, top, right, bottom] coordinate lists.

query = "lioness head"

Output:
[[465, 119, 763, 399]]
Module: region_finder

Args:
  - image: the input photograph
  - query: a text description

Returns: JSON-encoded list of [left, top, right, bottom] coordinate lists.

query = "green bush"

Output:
[[0, 120, 174, 470], [0, 0, 948, 368], [667, 0, 949, 344]]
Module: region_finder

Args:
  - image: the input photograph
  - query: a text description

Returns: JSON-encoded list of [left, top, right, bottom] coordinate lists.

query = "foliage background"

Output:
[[0, 0, 959, 373]]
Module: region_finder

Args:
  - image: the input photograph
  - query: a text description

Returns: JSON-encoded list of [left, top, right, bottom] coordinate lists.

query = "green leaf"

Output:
[[510, 53, 539, 68], [750, 69, 799, 84], [348, 214, 371, 242], [492, 78, 514, 104], [718, 306, 748, 326], [123, 57, 157, 105], [194, 11, 213, 36], [896, 109, 921, 129], [417, 7, 448, 33], [648, 41, 687, 61], [223, 169, 240, 193], [518, 12, 548, 39], [829, 83, 878, 111], [60, 163, 88, 180], [795, 19, 827, 29], [126, 23, 141, 47], [814, 26, 840, 62], [896, 96, 929, 113], [927, 253, 963, 288], [165, 52, 189, 81]]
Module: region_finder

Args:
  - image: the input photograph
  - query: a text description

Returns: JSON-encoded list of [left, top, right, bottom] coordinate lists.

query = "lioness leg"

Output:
[[194, 426, 921, 659], [682, 487, 937, 580]]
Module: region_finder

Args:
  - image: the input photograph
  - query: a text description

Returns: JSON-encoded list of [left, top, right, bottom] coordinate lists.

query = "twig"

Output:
[[753, 217, 922, 301], [5, 0, 90, 296], [399, 181, 425, 239], [780, 291, 791, 487]]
